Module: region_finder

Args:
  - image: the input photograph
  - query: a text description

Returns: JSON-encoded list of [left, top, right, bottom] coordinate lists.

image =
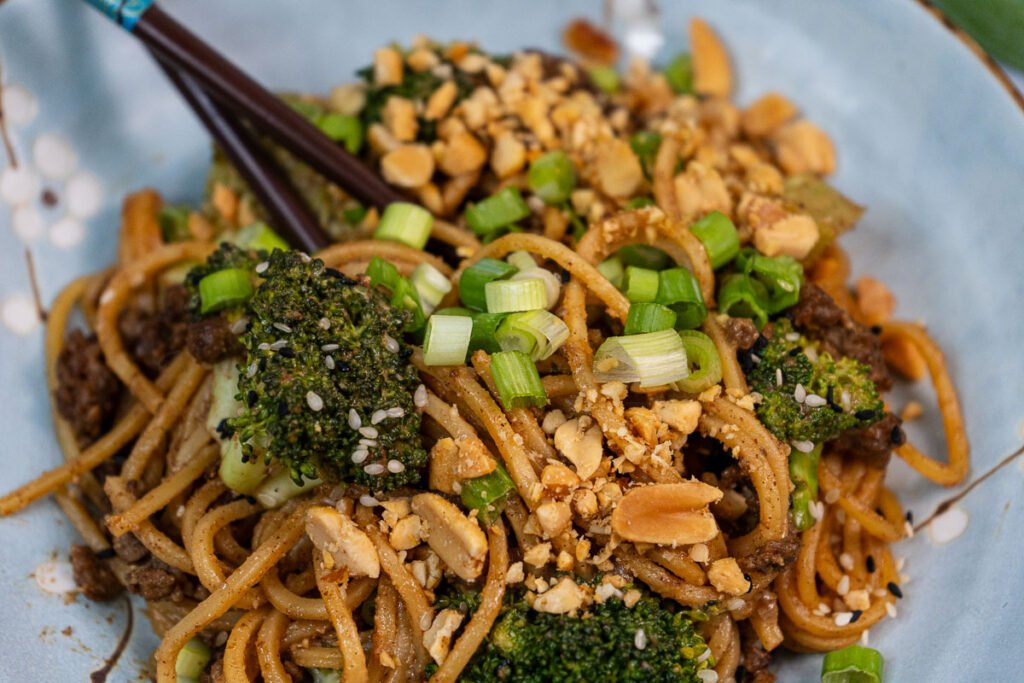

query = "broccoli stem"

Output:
[[790, 443, 823, 531]]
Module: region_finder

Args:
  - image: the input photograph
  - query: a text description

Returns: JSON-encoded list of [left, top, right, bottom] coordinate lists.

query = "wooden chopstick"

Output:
[[82, 1, 405, 249], [152, 53, 329, 252]]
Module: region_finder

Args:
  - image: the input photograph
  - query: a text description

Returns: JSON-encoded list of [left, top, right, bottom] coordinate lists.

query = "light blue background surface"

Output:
[[0, 0, 1021, 680]]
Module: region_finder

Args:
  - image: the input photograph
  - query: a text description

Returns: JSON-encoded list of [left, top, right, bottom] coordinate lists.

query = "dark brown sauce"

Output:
[[914, 443, 1024, 532], [90, 595, 134, 683]]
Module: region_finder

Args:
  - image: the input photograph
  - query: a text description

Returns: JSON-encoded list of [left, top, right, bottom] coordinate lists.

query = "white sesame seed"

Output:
[[359, 426, 379, 439], [351, 449, 369, 464], [805, 394, 827, 408], [258, 342, 271, 351], [697, 647, 712, 663], [837, 575, 850, 596], [364, 463, 386, 476], [348, 409, 362, 430], [386, 407, 405, 418], [319, 317, 331, 330], [270, 340, 287, 351], [725, 598, 745, 611], [371, 409, 388, 425], [805, 347, 818, 362], [839, 553, 854, 571], [792, 440, 815, 453], [325, 356, 335, 370], [230, 317, 250, 334], [785, 332, 800, 342], [775, 368, 783, 387], [697, 670, 718, 683], [414, 384, 428, 408], [817, 602, 832, 615], [359, 495, 380, 507], [273, 322, 292, 333], [860, 629, 870, 646], [359, 439, 378, 448], [387, 459, 406, 473], [750, 352, 761, 364], [255, 261, 269, 274], [306, 391, 324, 411], [825, 489, 840, 504], [321, 343, 340, 352], [299, 252, 311, 263], [885, 602, 898, 618], [834, 612, 853, 627], [809, 500, 825, 521], [794, 383, 807, 403], [633, 628, 647, 650], [841, 390, 852, 411], [246, 362, 258, 378], [384, 334, 400, 354]]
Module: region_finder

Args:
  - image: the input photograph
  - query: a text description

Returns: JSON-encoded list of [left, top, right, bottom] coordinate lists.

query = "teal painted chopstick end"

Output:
[[82, 0, 155, 31]]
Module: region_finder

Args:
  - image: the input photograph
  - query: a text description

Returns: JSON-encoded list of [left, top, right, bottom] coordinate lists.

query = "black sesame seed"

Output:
[[279, 347, 296, 358], [325, 267, 357, 285], [95, 548, 116, 560], [905, 510, 914, 524], [560, 270, 571, 283], [337, 360, 352, 372], [216, 418, 234, 438], [887, 582, 903, 599], [866, 555, 876, 573], [850, 609, 863, 623], [737, 350, 755, 373], [245, 496, 257, 505], [753, 335, 769, 353], [247, 390, 258, 407], [870, 325, 882, 335], [743, 573, 753, 592], [788, 347, 802, 357], [854, 409, 877, 420], [891, 425, 906, 445], [277, 400, 288, 417], [399, 346, 413, 360]]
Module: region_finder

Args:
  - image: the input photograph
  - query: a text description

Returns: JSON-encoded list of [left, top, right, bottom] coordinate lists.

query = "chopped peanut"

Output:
[[653, 400, 702, 436], [611, 481, 723, 545], [367, 123, 401, 155], [882, 334, 927, 381], [454, 436, 497, 480], [211, 183, 238, 225], [533, 577, 585, 614], [412, 493, 488, 581], [380, 144, 435, 188], [329, 83, 367, 116], [407, 48, 440, 73], [535, 501, 573, 538], [753, 214, 820, 260], [855, 276, 896, 327], [382, 96, 419, 142], [773, 120, 836, 175], [373, 47, 404, 87], [425, 80, 459, 121], [572, 489, 599, 519], [741, 93, 798, 138], [429, 437, 460, 495], [541, 463, 581, 493], [523, 542, 552, 567], [389, 514, 426, 551], [424, 609, 464, 666], [305, 506, 380, 578], [490, 132, 527, 178], [594, 139, 644, 198], [690, 18, 732, 98], [439, 132, 488, 176], [707, 557, 750, 596], [554, 417, 604, 480]]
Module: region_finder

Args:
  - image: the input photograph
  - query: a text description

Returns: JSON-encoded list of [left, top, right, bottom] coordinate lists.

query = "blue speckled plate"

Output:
[[0, 0, 1021, 680]]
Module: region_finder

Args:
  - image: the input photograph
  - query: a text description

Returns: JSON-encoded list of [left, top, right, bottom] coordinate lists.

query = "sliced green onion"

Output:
[[528, 150, 577, 205], [342, 203, 368, 226], [490, 351, 547, 410], [597, 256, 625, 288], [593, 330, 689, 388], [434, 307, 474, 317], [690, 211, 740, 269], [497, 310, 569, 360], [717, 274, 771, 329], [663, 53, 694, 94], [467, 312, 505, 355], [624, 196, 656, 210], [459, 258, 518, 311], [410, 262, 452, 315], [656, 267, 707, 329], [617, 244, 671, 270], [625, 303, 677, 335], [176, 637, 212, 681], [317, 112, 364, 154], [367, 257, 426, 332], [790, 443, 823, 532], [423, 314, 473, 366], [506, 250, 537, 272], [736, 248, 804, 314], [219, 437, 269, 495], [621, 266, 660, 303], [375, 202, 434, 250], [511, 268, 561, 310], [587, 65, 620, 93], [464, 187, 531, 236], [461, 465, 515, 526], [157, 205, 191, 243], [629, 131, 662, 178], [675, 330, 723, 394], [485, 278, 548, 313], [255, 470, 323, 509], [199, 268, 254, 314], [309, 669, 342, 683], [234, 222, 290, 253], [821, 645, 884, 683]]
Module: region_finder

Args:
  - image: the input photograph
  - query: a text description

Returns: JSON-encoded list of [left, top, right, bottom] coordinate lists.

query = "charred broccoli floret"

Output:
[[459, 589, 712, 683], [224, 249, 426, 491], [746, 319, 884, 444]]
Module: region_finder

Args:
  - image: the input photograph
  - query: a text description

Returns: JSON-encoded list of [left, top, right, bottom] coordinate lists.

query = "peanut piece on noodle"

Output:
[[305, 506, 380, 579], [611, 481, 723, 545], [707, 557, 750, 596], [411, 493, 488, 581]]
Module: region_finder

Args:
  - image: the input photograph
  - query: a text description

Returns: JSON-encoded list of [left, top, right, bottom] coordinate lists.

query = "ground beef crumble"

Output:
[[69, 545, 122, 601], [118, 285, 190, 377], [54, 329, 122, 447]]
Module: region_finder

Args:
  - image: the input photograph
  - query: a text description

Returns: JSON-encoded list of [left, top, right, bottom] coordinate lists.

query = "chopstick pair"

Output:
[[83, 0, 404, 252]]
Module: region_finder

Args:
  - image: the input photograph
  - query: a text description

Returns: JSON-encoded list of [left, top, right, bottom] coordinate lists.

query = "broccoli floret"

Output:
[[184, 242, 263, 318], [226, 249, 426, 491], [459, 590, 712, 683], [747, 320, 884, 443]]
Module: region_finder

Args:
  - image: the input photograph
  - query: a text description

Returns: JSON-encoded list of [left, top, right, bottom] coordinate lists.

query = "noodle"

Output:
[[256, 609, 293, 683], [314, 554, 369, 683]]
